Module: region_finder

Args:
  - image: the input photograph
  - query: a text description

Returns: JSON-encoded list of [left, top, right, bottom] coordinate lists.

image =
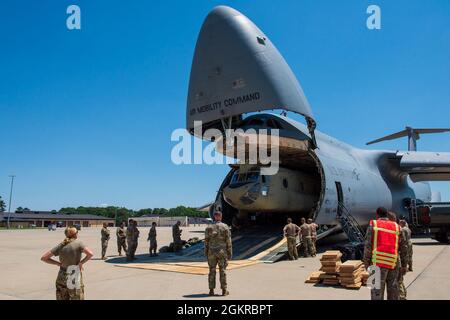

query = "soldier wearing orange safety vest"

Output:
[[363, 207, 408, 300]]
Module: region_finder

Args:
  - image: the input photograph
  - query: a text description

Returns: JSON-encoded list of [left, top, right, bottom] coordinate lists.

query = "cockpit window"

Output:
[[243, 117, 283, 130], [266, 119, 281, 129], [230, 169, 260, 186], [247, 118, 265, 126], [246, 171, 259, 183], [237, 173, 247, 183], [230, 172, 239, 184]]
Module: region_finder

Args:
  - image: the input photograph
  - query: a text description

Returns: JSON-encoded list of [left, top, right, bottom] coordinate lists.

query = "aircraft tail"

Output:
[[366, 127, 450, 151]]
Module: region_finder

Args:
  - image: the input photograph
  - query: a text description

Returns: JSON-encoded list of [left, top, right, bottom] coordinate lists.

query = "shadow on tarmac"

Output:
[[105, 252, 189, 264], [183, 293, 212, 298], [413, 241, 448, 246]]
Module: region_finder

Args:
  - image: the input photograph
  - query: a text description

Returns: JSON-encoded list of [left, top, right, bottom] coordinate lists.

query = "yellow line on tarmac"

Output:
[[249, 237, 287, 261]]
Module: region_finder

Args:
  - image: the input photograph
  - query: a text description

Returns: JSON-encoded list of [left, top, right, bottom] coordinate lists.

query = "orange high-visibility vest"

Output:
[[370, 219, 400, 270]]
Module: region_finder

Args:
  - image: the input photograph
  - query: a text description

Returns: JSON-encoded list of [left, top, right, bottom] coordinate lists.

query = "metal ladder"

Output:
[[410, 198, 419, 226], [337, 202, 365, 244]]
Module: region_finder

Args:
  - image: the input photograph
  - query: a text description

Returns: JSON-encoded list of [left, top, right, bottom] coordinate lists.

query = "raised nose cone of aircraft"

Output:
[[187, 5, 313, 135], [203, 5, 241, 24]]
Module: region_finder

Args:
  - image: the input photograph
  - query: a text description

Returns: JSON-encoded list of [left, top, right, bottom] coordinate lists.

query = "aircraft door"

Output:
[[335, 181, 344, 214]]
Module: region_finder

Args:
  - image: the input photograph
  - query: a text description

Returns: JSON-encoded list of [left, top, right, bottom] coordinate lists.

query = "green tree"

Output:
[[55, 205, 207, 222], [115, 207, 132, 225], [168, 206, 207, 218], [59, 207, 77, 215], [0, 196, 5, 212], [58, 206, 134, 225], [135, 208, 153, 217], [153, 208, 169, 216], [16, 207, 24, 213]]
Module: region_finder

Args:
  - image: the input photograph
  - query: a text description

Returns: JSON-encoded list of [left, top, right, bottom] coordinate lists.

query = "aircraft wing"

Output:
[[395, 151, 450, 182]]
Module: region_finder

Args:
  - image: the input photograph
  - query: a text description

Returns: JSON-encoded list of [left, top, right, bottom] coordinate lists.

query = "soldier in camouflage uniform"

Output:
[[126, 219, 136, 261], [363, 207, 408, 300], [205, 211, 232, 296], [400, 220, 413, 271], [300, 218, 315, 257], [101, 223, 110, 260], [398, 219, 412, 300], [307, 218, 318, 255], [283, 218, 300, 260], [132, 220, 140, 257], [116, 221, 127, 256], [41, 227, 94, 300], [172, 221, 183, 252], [148, 222, 158, 256]]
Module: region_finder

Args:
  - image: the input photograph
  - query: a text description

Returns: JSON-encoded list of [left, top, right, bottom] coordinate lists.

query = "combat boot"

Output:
[[222, 289, 229, 296], [209, 289, 214, 296]]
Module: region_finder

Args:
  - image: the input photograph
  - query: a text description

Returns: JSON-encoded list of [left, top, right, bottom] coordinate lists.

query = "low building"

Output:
[[132, 215, 188, 227], [0, 211, 115, 228]]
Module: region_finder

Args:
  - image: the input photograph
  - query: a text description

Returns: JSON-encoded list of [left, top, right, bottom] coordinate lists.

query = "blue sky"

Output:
[[0, 0, 449, 211]]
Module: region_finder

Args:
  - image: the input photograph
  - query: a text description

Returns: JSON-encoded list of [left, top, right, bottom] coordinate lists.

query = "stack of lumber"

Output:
[[320, 273, 340, 286], [320, 251, 342, 272], [318, 251, 342, 286], [339, 260, 365, 289], [361, 271, 370, 286], [305, 271, 325, 284]]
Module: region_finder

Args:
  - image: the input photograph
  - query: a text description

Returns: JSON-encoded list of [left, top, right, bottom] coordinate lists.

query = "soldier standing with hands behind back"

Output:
[[300, 218, 314, 257], [283, 218, 300, 260], [205, 211, 232, 296]]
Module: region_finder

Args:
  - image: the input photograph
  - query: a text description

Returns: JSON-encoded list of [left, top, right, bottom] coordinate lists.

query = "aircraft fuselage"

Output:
[[217, 113, 432, 227]]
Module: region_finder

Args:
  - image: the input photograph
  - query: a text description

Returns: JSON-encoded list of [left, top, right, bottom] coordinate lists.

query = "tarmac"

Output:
[[0, 226, 448, 300]]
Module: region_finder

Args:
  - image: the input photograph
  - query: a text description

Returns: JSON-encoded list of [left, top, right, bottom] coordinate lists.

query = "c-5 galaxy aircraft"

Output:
[[186, 6, 450, 241]]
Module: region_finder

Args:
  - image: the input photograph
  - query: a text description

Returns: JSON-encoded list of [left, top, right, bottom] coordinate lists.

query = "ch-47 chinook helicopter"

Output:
[[186, 6, 450, 242]]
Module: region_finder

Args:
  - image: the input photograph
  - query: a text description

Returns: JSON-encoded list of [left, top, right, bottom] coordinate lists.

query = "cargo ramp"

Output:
[[258, 225, 341, 263], [109, 226, 285, 274], [108, 225, 344, 275]]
